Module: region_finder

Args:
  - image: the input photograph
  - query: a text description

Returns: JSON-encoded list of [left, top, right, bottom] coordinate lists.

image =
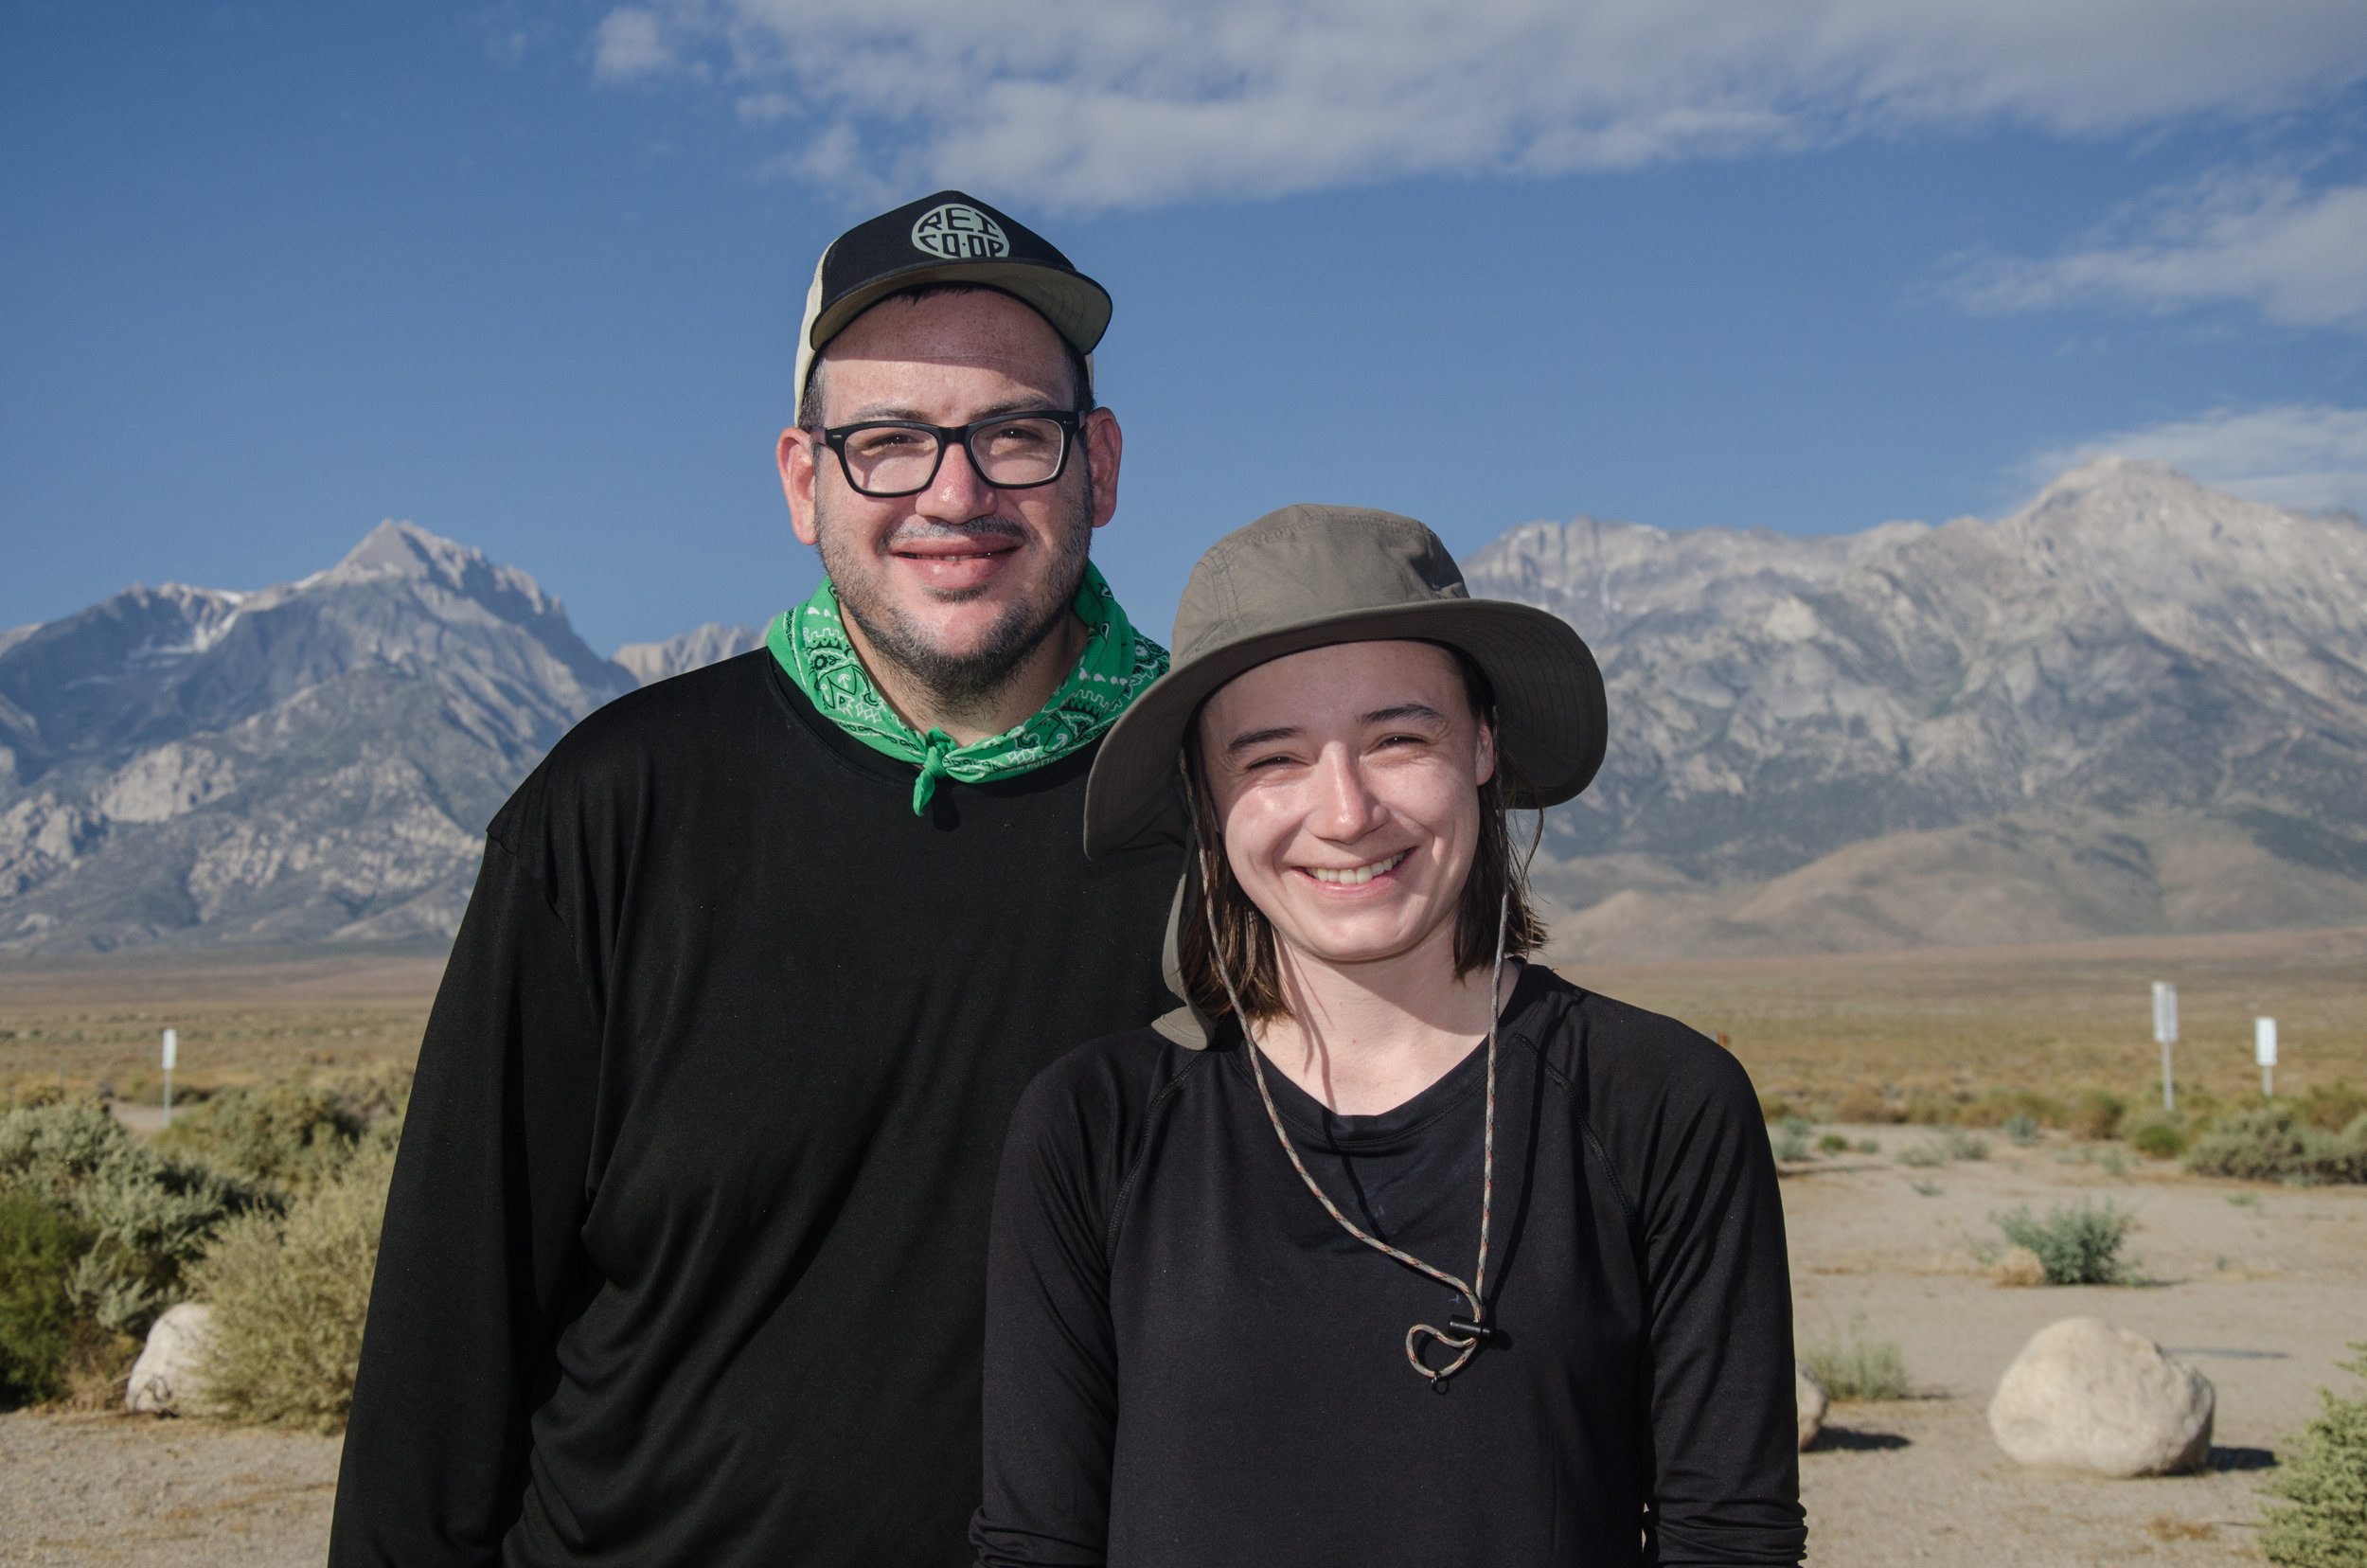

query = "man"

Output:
[[330, 192, 1184, 1567]]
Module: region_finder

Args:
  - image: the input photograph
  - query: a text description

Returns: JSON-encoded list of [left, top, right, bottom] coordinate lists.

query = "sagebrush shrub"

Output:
[[1800, 1315, 1912, 1401], [2067, 1089, 2126, 1141], [2185, 1109, 2366, 1185], [1993, 1201, 2135, 1285], [2258, 1343, 2367, 1568], [188, 1139, 396, 1433], [0, 1103, 263, 1341], [2122, 1111, 2188, 1160], [2296, 1083, 2367, 1135], [2002, 1114, 2040, 1147], [154, 1084, 361, 1192], [0, 1189, 85, 1405]]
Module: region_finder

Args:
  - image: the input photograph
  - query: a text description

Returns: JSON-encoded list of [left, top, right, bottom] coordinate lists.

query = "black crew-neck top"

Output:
[[972, 965, 1806, 1568], [329, 650, 1184, 1567]]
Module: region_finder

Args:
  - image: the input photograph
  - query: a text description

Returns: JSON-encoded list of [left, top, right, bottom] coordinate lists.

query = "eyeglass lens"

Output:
[[839, 418, 1067, 496]]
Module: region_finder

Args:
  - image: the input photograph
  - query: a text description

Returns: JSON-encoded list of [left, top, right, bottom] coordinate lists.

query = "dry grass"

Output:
[[1558, 925, 2367, 1117], [0, 945, 439, 1106]]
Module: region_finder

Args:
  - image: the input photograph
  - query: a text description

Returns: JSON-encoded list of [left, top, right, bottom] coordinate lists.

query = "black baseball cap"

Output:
[[794, 190, 1112, 407]]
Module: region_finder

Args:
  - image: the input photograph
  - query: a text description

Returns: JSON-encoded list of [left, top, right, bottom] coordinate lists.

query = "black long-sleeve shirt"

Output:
[[972, 964, 1805, 1567], [329, 650, 1183, 1567]]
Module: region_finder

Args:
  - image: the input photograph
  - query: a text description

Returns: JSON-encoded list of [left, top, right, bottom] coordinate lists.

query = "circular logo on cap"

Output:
[[910, 204, 1009, 261]]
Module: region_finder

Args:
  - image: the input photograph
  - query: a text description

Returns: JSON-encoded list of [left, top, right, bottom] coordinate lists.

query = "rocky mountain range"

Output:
[[5, 456, 2363, 958], [1465, 456, 2367, 956], [0, 523, 756, 953]]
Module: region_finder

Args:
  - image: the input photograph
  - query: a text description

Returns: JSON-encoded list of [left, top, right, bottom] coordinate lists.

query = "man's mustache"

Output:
[[885, 517, 1024, 549]]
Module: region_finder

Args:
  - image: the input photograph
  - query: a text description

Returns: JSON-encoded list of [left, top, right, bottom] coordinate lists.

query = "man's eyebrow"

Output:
[[1223, 724, 1301, 757], [830, 396, 1066, 425]]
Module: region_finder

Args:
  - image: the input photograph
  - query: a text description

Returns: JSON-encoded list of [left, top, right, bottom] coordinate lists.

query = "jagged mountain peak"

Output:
[[0, 518, 652, 953], [319, 519, 560, 618]]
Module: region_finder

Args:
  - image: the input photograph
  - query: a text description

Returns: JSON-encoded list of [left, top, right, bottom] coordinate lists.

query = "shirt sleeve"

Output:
[[970, 1064, 1126, 1568], [328, 833, 602, 1566], [1618, 1025, 1806, 1567]]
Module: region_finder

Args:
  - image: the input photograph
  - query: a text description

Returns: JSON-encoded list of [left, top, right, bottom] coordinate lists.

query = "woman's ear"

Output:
[[1474, 716, 1498, 789]]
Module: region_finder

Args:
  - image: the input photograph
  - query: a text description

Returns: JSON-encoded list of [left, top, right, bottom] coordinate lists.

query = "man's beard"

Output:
[[814, 488, 1094, 710]]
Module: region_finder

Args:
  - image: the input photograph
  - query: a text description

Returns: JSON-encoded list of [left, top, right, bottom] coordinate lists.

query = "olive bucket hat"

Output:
[[1083, 504, 1608, 858]]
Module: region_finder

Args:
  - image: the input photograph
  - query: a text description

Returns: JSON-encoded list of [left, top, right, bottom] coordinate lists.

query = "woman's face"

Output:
[[1198, 639, 1495, 972]]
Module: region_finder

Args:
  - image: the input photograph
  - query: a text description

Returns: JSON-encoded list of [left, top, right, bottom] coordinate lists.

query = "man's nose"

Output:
[[918, 436, 997, 520]]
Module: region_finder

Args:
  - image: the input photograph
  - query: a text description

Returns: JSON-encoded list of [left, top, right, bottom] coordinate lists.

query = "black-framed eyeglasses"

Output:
[[813, 411, 1083, 499]]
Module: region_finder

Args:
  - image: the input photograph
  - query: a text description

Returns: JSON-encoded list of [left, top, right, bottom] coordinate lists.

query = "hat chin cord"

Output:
[[1186, 768, 1507, 1391]]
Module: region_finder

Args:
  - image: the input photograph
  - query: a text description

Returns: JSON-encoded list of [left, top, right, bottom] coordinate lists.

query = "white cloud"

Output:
[[584, 0, 2367, 208], [593, 8, 676, 84], [2026, 404, 2367, 515], [1949, 169, 2367, 330]]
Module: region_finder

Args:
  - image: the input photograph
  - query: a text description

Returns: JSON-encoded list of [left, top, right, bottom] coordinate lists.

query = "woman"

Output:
[[972, 506, 1805, 1567]]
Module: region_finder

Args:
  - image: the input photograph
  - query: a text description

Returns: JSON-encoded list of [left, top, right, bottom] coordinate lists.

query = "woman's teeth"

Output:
[[1306, 852, 1407, 886]]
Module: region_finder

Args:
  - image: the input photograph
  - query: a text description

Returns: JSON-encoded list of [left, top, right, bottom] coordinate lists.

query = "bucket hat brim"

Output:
[[1084, 526, 1607, 858]]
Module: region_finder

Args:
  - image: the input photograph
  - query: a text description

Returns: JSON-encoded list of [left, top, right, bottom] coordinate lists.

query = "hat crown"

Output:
[[1175, 506, 1468, 664]]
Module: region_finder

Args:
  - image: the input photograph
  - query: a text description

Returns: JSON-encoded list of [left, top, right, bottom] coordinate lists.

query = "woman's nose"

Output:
[[1310, 745, 1382, 838]]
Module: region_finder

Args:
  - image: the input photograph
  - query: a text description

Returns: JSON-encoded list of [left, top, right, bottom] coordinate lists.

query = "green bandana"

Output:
[[767, 562, 1168, 814]]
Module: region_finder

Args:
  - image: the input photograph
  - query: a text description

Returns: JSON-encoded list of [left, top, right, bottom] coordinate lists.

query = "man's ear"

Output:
[[1083, 407, 1123, 529], [780, 427, 821, 546]]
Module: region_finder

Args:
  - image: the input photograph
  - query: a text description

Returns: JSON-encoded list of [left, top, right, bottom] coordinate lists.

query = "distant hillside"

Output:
[[1464, 457, 2367, 957]]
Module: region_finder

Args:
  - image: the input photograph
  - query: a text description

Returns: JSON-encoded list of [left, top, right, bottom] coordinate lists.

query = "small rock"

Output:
[[1796, 1363, 1828, 1451], [125, 1302, 215, 1416], [1991, 1246, 2047, 1287], [1987, 1317, 2213, 1476]]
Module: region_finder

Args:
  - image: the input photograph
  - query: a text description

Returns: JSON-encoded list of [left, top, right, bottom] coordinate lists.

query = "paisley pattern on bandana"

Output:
[[767, 561, 1168, 814]]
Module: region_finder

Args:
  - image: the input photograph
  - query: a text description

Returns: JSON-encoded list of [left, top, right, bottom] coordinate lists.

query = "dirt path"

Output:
[[3, 1129, 2358, 1565]]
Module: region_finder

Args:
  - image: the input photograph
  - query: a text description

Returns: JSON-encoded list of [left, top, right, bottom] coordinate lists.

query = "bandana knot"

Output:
[[767, 562, 1168, 815], [913, 729, 958, 814]]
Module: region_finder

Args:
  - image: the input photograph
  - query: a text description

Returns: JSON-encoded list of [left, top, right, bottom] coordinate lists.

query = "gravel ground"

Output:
[[1790, 1128, 2367, 1565], [3, 1128, 2358, 1565], [0, 1411, 339, 1567]]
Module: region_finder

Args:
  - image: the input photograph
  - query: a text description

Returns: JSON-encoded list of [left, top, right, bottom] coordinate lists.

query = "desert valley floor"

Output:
[[3, 930, 2362, 1567]]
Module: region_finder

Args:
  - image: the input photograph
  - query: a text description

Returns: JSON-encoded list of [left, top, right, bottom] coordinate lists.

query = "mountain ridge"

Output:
[[0, 523, 748, 953], [6, 458, 2363, 957], [1464, 456, 2367, 957]]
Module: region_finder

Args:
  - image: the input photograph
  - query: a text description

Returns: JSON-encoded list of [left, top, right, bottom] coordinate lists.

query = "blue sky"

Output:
[[6, 1, 2366, 655]]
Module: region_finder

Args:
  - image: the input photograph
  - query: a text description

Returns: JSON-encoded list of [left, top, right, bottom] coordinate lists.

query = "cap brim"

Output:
[[1083, 599, 1607, 858], [812, 261, 1110, 359]]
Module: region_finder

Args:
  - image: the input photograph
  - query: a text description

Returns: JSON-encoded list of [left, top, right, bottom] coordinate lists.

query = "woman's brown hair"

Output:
[[1177, 643, 1548, 1025]]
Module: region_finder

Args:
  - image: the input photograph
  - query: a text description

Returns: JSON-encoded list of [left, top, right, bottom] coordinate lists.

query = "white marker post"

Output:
[[2152, 982, 2179, 1112], [2256, 1016, 2278, 1099], [161, 1028, 177, 1130]]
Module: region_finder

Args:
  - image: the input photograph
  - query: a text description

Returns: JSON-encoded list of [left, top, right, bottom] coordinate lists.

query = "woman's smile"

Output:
[[1299, 850, 1408, 887]]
